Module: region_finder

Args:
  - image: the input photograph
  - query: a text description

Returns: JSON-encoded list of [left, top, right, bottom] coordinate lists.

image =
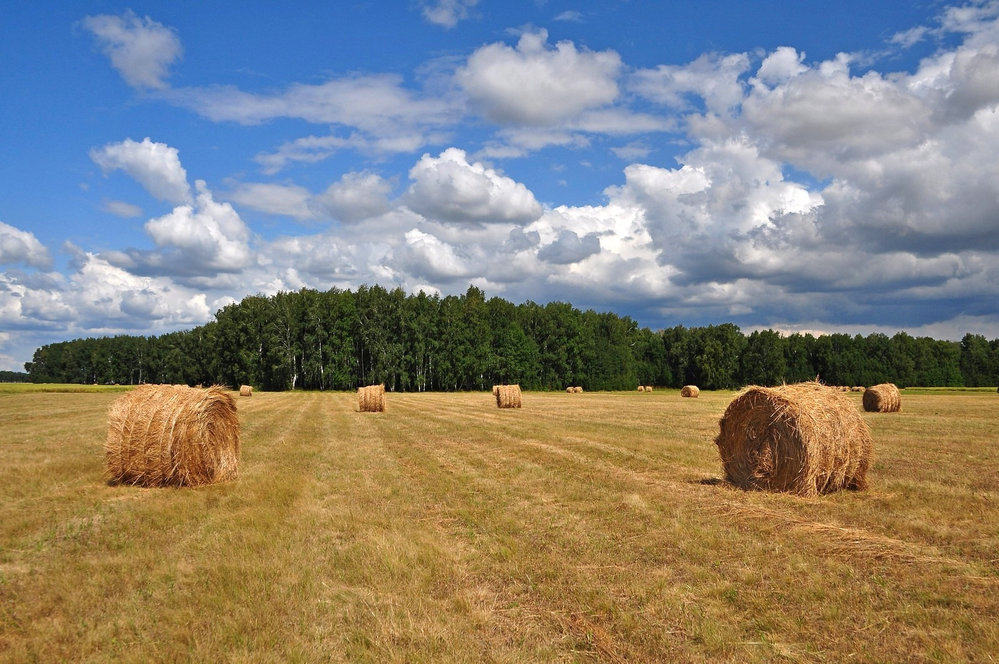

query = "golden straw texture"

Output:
[[105, 385, 240, 487], [495, 384, 522, 409], [357, 384, 386, 412], [714, 381, 873, 496], [863, 383, 901, 412]]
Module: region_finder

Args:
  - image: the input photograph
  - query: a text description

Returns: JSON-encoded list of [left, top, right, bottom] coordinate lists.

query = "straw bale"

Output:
[[492, 385, 500, 396], [495, 384, 522, 408], [637, 386, 646, 392], [567, 387, 574, 393], [105, 384, 240, 487], [680, 385, 700, 398], [573, 386, 583, 393], [358, 383, 386, 412], [239, 384, 252, 397], [645, 386, 654, 392], [714, 381, 873, 496], [863, 383, 901, 413]]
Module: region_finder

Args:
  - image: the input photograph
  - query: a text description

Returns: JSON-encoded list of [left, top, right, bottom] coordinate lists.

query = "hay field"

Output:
[[1, 387, 997, 662]]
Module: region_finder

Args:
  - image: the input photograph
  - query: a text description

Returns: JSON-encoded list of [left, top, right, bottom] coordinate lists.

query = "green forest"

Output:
[[22, 285, 999, 391]]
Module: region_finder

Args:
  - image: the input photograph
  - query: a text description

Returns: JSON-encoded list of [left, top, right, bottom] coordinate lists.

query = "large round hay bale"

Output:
[[573, 386, 583, 393], [496, 384, 522, 408], [239, 384, 253, 397], [566, 386, 574, 393], [637, 385, 646, 392], [863, 383, 901, 413], [358, 384, 385, 412], [645, 385, 654, 392], [715, 382, 873, 496], [105, 385, 240, 487], [680, 385, 699, 398]]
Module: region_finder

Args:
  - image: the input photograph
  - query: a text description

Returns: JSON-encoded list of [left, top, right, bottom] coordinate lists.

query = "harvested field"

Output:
[[1, 386, 997, 662]]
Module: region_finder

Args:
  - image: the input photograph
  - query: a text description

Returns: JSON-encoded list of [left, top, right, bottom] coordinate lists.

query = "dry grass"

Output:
[[1, 388, 997, 662]]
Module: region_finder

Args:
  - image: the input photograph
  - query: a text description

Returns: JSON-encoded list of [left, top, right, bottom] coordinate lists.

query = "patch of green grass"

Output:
[[0, 383, 135, 395], [900, 386, 997, 394], [1, 389, 997, 661]]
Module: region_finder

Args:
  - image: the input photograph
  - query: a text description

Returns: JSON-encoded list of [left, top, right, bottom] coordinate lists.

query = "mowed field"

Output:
[[1, 386, 997, 662]]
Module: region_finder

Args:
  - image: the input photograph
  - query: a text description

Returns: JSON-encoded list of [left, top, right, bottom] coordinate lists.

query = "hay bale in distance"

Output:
[[239, 384, 252, 397], [105, 384, 240, 487], [495, 384, 522, 409], [645, 385, 654, 392], [492, 385, 500, 396], [680, 385, 700, 398], [863, 383, 901, 413], [573, 386, 583, 393], [566, 387, 574, 393], [637, 385, 646, 392], [358, 384, 386, 412], [714, 381, 873, 496]]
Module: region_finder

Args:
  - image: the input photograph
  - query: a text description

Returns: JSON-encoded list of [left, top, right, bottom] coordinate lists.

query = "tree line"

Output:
[[23, 285, 999, 391], [0, 370, 30, 383]]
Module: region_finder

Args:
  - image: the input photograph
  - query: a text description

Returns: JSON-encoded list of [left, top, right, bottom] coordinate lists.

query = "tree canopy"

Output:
[[23, 285, 999, 391]]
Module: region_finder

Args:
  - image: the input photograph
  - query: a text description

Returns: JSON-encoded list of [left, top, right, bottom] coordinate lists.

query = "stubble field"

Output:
[[1, 386, 997, 662]]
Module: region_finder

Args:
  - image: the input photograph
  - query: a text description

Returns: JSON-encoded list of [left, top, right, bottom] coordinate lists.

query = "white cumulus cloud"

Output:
[[0, 221, 52, 269], [406, 148, 542, 225], [456, 28, 622, 125], [90, 137, 192, 205], [82, 10, 182, 89], [399, 229, 474, 279], [631, 52, 750, 113], [314, 172, 393, 223], [141, 180, 252, 274]]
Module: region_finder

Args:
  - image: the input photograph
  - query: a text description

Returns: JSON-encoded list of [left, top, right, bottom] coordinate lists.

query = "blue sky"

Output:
[[2, 0, 999, 371]]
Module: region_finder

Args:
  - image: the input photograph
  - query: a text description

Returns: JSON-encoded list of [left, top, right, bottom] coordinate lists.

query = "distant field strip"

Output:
[[1, 389, 997, 662]]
